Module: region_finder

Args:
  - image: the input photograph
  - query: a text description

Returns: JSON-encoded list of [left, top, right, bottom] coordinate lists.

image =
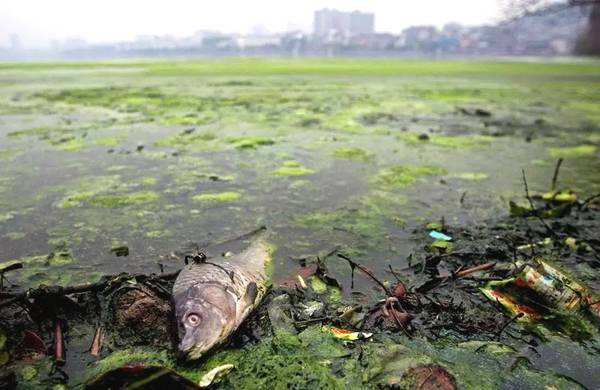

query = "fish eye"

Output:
[[186, 313, 200, 326]]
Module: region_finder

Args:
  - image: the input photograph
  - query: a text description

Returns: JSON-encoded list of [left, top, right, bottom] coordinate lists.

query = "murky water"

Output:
[[0, 60, 599, 387]]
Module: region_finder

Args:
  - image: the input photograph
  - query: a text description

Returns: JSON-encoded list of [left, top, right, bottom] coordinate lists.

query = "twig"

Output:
[[581, 193, 600, 209], [0, 271, 180, 309], [387, 264, 402, 283], [521, 169, 556, 237], [495, 313, 524, 340], [90, 326, 104, 357], [54, 320, 65, 365], [0, 262, 23, 290], [418, 262, 496, 293], [454, 262, 496, 278], [0, 262, 23, 274], [337, 254, 391, 296], [550, 158, 563, 191], [209, 225, 267, 249]]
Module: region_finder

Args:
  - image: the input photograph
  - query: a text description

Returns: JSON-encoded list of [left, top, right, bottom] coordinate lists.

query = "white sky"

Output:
[[0, 0, 503, 49]]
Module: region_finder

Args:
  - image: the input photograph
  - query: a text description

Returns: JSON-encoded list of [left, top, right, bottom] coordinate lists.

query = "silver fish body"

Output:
[[173, 239, 271, 360]]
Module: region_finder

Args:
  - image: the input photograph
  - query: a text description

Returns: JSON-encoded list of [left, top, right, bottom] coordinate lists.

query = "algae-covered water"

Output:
[[1, 58, 599, 388]]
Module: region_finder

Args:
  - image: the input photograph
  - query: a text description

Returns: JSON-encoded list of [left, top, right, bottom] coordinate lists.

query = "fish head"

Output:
[[174, 283, 237, 360]]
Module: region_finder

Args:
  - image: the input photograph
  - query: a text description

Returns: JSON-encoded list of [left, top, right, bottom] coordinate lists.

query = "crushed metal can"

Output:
[[481, 258, 600, 323]]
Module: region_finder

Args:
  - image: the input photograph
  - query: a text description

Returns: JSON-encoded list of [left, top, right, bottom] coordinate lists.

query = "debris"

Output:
[[0, 370, 16, 389], [400, 364, 457, 390], [322, 326, 372, 341], [540, 190, 577, 203], [458, 106, 492, 117], [481, 259, 600, 325], [114, 284, 172, 347], [338, 254, 391, 296], [0, 262, 23, 275], [309, 276, 327, 293], [550, 158, 564, 191], [267, 294, 296, 333], [110, 245, 129, 257], [338, 305, 364, 326], [90, 327, 104, 357], [426, 221, 443, 230], [429, 230, 452, 241], [16, 331, 46, 358], [54, 320, 65, 365], [454, 262, 496, 278], [302, 301, 324, 317], [430, 240, 454, 253], [86, 364, 200, 389], [198, 364, 234, 388], [392, 282, 407, 299], [564, 237, 578, 251], [0, 331, 8, 366], [296, 275, 308, 289], [516, 237, 552, 252]]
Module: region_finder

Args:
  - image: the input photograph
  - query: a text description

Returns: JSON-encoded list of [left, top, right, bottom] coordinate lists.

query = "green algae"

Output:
[[1, 249, 88, 286], [272, 166, 315, 176], [0, 148, 22, 160], [155, 130, 217, 147], [310, 276, 328, 293], [87, 329, 345, 389], [140, 177, 157, 186], [297, 190, 407, 242], [227, 136, 275, 149], [4, 231, 26, 240], [548, 145, 597, 158], [89, 191, 160, 208], [57, 176, 161, 209], [282, 160, 301, 167], [0, 212, 14, 223], [95, 135, 124, 147], [452, 172, 489, 181], [333, 147, 373, 161], [375, 164, 447, 188], [145, 229, 173, 238], [59, 189, 159, 209], [84, 328, 583, 390], [192, 191, 242, 203], [54, 137, 87, 151]]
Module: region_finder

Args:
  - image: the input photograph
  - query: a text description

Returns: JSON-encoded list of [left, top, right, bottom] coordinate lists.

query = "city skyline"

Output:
[[0, 0, 502, 49]]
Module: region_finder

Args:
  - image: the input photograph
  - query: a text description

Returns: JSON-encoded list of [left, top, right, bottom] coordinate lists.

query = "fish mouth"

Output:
[[178, 335, 204, 360], [178, 342, 204, 361]]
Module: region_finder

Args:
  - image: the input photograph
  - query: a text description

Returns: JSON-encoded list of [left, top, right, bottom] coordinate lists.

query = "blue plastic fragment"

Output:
[[429, 230, 452, 241]]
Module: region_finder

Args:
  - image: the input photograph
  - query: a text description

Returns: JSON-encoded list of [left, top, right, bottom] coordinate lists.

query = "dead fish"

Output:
[[172, 239, 272, 360]]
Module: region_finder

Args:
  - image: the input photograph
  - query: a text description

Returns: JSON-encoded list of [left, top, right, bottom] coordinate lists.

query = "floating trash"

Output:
[[429, 230, 452, 241]]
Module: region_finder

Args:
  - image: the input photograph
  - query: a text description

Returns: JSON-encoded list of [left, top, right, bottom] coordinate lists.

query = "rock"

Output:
[[418, 133, 430, 141]]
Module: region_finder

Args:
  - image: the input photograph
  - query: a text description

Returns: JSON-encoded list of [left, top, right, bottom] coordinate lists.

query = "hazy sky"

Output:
[[0, 0, 503, 49]]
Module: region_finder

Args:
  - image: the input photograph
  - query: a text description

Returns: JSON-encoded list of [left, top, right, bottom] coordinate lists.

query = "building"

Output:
[[314, 9, 374, 37]]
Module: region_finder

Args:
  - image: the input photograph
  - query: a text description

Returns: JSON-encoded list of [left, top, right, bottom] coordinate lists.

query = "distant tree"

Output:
[[501, 0, 600, 55]]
